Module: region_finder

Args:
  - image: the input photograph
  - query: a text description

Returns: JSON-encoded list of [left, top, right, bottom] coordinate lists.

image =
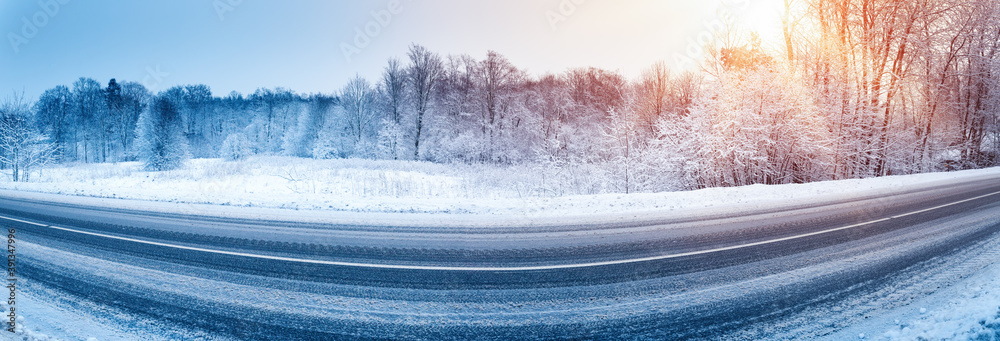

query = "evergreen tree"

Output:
[[135, 97, 189, 171]]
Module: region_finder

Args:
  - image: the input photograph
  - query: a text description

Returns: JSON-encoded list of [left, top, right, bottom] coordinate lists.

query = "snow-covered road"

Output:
[[4, 169, 1000, 339]]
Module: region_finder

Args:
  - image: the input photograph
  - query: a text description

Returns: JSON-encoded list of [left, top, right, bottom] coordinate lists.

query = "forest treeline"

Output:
[[3, 0, 999, 193]]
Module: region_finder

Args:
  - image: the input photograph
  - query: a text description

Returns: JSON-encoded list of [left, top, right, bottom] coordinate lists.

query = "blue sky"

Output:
[[0, 0, 781, 100]]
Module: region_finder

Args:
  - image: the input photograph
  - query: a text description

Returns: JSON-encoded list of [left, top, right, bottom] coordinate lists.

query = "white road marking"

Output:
[[0, 215, 47, 227], [890, 191, 1000, 219], [3, 190, 999, 272]]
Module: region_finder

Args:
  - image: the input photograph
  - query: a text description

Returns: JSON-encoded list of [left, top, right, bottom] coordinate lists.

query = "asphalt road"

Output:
[[6, 175, 1000, 340]]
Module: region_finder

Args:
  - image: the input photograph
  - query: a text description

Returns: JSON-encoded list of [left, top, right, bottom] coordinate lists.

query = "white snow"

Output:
[[0, 277, 229, 341], [878, 259, 1000, 340], [0, 156, 998, 228]]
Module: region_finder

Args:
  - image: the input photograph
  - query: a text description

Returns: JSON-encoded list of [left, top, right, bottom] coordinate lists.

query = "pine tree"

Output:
[[135, 97, 189, 171]]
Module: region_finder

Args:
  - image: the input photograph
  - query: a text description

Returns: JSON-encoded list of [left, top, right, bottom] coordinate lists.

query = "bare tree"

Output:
[[117, 81, 149, 160], [781, 0, 801, 65], [71, 77, 104, 163], [406, 44, 443, 160], [0, 92, 57, 182], [34, 85, 72, 161], [472, 50, 524, 162], [636, 62, 672, 136], [340, 75, 378, 156], [380, 58, 408, 125], [376, 58, 410, 160], [250, 87, 298, 153]]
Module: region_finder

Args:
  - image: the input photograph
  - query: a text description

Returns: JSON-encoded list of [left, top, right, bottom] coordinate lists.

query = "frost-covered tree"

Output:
[[220, 132, 254, 161], [522, 74, 573, 160], [135, 97, 189, 171], [406, 44, 444, 160], [340, 76, 378, 157], [284, 95, 334, 157], [250, 87, 299, 154], [562, 68, 628, 158], [311, 129, 342, 160], [376, 58, 410, 160], [118, 81, 150, 160], [380, 58, 408, 125], [218, 91, 253, 143], [602, 107, 641, 193], [0, 93, 57, 182], [470, 51, 526, 163], [673, 62, 831, 188], [312, 105, 350, 160], [104, 79, 127, 161], [376, 119, 408, 160], [603, 84, 670, 193], [34, 85, 73, 161], [71, 77, 105, 163], [635, 62, 672, 137], [180, 84, 214, 157]]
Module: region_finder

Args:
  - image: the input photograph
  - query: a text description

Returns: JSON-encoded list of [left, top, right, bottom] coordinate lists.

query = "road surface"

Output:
[[5, 175, 1000, 339]]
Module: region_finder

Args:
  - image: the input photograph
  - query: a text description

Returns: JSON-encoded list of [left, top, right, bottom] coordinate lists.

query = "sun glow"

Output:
[[733, 0, 787, 49]]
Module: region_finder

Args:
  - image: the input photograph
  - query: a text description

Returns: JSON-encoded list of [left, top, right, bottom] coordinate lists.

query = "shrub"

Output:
[[220, 133, 254, 161]]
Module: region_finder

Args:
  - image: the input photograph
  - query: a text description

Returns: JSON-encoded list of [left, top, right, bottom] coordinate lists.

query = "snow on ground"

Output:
[[0, 156, 998, 224], [822, 246, 1000, 341], [878, 260, 1000, 340], [0, 279, 228, 341], [1, 289, 145, 341]]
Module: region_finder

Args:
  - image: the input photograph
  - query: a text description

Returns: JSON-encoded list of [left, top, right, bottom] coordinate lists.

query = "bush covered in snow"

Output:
[[312, 139, 341, 160], [220, 133, 254, 161]]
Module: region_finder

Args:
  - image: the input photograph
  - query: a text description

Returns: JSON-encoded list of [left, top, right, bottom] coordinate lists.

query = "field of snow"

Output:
[[3, 157, 566, 214], [1, 156, 999, 221]]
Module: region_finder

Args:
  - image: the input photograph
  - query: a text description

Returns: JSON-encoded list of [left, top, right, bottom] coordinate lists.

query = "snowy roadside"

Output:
[[0, 280, 229, 341], [821, 247, 1000, 341], [881, 261, 1000, 340], [1, 287, 168, 341], [0, 158, 997, 228]]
